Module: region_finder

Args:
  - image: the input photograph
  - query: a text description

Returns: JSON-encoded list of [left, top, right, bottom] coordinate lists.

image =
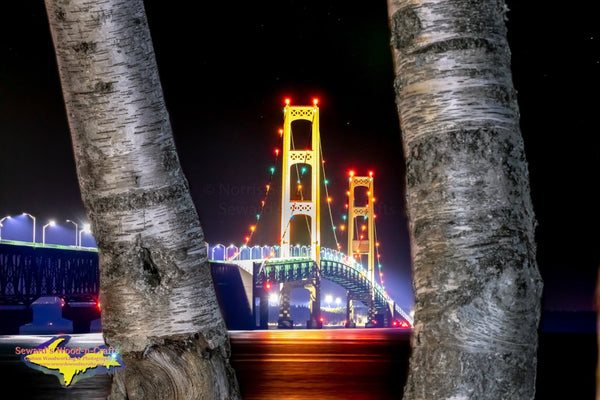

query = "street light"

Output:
[[79, 223, 91, 248], [0, 216, 11, 241], [42, 220, 56, 245], [66, 219, 78, 247], [22, 213, 36, 243]]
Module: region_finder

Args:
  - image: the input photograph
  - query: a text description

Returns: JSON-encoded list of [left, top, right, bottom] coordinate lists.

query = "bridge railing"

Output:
[[207, 243, 412, 325]]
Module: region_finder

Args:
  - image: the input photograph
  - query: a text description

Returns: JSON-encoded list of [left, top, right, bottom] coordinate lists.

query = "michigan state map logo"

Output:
[[17, 335, 124, 387]]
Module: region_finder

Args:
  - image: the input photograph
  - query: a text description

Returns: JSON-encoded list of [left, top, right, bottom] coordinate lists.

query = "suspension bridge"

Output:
[[207, 99, 412, 329], [0, 99, 412, 331]]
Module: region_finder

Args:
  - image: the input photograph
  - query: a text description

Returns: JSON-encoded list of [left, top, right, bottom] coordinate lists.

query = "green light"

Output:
[[256, 215, 260, 220], [297, 180, 301, 184], [301, 167, 306, 174], [324, 179, 329, 184], [363, 215, 368, 220], [342, 215, 347, 220], [333, 226, 336, 230], [270, 167, 275, 174]]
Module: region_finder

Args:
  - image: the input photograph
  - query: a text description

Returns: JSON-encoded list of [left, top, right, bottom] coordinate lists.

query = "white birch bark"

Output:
[[44, 0, 240, 398], [387, 0, 543, 398]]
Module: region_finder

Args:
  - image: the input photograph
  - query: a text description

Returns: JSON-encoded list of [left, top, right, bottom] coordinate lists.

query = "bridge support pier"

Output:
[[277, 283, 294, 329], [306, 278, 321, 329], [252, 262, 269, 330], [345, 291, 356, 328]]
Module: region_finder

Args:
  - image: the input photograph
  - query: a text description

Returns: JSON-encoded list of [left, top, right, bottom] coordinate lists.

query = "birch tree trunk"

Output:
[[44, 1, 240, 398], [387, 1, 543, 398]]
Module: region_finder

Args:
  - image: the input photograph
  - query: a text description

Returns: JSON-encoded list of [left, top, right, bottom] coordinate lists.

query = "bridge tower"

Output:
[[278, 99, 321, 328], [347, 171, 377, 326]]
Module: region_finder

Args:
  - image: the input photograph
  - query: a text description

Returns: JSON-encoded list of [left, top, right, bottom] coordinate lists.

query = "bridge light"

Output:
[[348, 170, 355, 177], [284, 98, 290, 105], [369, 171, 374, 177], [313, 98, 319, 106]]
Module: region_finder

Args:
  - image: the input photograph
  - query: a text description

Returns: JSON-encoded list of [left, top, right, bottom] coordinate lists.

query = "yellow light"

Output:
[[376, 242, 380, 247], [278, 129, 283, 136], [250, 226, 256, 232], [327, 197, 332, 203], [361, 225, 366, 231], [340, 225, 345, 231]]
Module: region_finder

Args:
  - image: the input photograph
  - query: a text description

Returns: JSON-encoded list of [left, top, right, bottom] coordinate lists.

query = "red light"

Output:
[[349, 170, 355, 177], [265, 282, 272, 290], [275, 148, 280, 156], [400, 321, 409, 328], [313, 98, 319, 106], [369, 171, 374, 177], [284, 98, 291, 105], [392, 320, 398, 327], [97, 301, 101, 310], [60, 298, 65, 307], [319, 317, 325, 323]]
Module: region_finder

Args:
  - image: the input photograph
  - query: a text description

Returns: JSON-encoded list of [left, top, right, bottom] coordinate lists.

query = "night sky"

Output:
[[1, 2, 598, 314]]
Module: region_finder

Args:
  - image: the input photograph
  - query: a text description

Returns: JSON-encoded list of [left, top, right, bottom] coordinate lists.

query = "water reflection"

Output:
[[0, 329, 411, 400]]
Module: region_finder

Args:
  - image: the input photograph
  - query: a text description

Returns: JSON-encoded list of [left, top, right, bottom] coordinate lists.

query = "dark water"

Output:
[[0, 329, 595, 399]]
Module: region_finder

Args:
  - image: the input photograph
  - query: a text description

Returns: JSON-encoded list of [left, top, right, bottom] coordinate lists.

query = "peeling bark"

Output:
[[387, 0, 543, 399], [44, 0, 240, 398]]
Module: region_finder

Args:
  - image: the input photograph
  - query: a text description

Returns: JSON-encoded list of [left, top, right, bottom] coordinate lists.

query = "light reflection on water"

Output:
[[0, 329, 411, 400]]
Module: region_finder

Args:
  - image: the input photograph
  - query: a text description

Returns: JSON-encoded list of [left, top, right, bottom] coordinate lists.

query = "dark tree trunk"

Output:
[[386, 0, 543, 398], [44, 0, 240, 398]]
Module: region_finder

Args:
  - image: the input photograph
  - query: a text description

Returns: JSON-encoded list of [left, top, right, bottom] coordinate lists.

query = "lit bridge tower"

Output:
[[278, 98, 322, 329], [347, 171, 377, 326]]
